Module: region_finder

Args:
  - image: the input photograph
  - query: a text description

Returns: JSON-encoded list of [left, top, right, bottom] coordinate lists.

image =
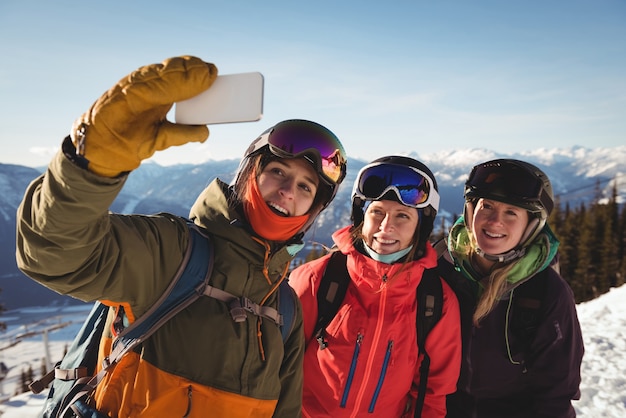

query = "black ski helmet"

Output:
[[232, 119, 347, 238], [351, 155, 440, 257], [464, 158, 554, 262]]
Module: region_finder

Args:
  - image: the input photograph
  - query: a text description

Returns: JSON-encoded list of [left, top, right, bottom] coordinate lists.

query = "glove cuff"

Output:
[[62, 136, 90, 170]]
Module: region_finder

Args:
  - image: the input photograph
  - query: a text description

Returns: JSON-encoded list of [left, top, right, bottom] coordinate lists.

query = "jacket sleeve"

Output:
[[413, 278, 462, 418], [288, 256, 328, 343], [276, 253, 330, 417], [526, 272, 584, 418], [15, 147, 188, 317]]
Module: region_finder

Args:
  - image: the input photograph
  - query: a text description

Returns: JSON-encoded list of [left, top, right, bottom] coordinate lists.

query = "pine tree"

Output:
[[617, 204, 626, 287], [588, 202, 609, 295], [601, 187, 620, 288], [27, 364, 34, 386], [558, 203, 578, 296], [305, 243, 323, 263], [548, 195, 563, 234], [430, 216, 448, 242], [20, 368, 28, 394], [573, 204, 596, 302]]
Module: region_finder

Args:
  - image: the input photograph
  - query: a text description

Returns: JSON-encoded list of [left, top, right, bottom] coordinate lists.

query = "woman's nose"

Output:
[[487, 210, 502, 223], [379, 213, 393, 230], [279, 179, 296, 198]]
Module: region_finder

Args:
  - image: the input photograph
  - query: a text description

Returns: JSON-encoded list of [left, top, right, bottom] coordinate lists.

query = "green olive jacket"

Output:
[[15, 148, 304, 417]]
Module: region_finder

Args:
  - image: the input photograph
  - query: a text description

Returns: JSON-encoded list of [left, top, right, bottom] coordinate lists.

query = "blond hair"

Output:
[[459, 229, 517, 326]]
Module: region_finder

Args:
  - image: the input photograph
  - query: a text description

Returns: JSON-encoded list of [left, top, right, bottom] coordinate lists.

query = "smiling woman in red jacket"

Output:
[[290, 156, 462, 418]]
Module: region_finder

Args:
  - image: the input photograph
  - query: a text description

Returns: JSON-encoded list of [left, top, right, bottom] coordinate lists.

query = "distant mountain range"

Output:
[[1, 145, 625, 309]]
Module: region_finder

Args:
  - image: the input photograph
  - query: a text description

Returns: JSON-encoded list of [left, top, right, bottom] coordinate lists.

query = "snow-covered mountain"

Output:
[[1, 146, 625, 309]]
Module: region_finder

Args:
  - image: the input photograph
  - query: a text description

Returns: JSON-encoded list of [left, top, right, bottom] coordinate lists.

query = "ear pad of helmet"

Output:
[[518, 217, 542, 248]]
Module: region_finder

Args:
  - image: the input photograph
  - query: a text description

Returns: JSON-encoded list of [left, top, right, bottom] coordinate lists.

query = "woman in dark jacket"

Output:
[[438, 159, 584, 418]]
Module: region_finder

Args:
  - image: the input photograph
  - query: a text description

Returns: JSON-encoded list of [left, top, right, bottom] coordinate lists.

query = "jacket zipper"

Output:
[[368, 340, 394, 412], [340, 332, 363, 407], [348, 279, 389, 415], [182, 385, 192, 417]]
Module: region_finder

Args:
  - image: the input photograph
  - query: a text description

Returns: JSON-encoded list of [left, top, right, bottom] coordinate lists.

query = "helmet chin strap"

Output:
[[475, 245, 526, 263]]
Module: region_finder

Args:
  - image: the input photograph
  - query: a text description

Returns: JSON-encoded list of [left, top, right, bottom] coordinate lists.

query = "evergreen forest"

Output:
[[547, 186, 625, 303]]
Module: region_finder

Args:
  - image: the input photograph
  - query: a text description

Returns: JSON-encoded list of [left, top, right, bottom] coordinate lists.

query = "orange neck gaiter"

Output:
[[243, 178, 310, 242]]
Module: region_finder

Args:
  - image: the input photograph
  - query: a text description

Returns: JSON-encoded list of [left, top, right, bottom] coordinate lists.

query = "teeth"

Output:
[[377, 238, 396, 244], [485, 230, 504, 238], [269, 202, 288, 215]]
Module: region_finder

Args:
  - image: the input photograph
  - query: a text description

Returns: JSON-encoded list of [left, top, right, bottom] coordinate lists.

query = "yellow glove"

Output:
[[71, 56, 218, 177]]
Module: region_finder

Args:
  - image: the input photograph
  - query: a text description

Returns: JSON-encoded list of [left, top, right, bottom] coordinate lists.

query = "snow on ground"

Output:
[[1, 286, 625, 417], [0, 304, 92, 410], [573, 284, 626, 417]]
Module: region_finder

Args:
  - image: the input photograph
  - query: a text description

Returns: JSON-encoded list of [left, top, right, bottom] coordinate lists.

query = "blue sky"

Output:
[[1, 0, 624, 167]]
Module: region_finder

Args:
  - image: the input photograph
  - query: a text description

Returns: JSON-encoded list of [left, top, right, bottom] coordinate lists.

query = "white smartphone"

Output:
[[174, 72, 264, 125]]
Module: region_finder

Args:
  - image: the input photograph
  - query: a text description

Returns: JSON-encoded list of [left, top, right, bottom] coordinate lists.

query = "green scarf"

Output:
[[447, 216, 560, 295]]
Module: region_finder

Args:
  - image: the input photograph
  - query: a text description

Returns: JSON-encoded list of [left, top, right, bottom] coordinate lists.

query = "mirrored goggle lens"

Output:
[[467, 163, 542, 201], [267, 121, 347, 184], [357, 163, 438, 208]]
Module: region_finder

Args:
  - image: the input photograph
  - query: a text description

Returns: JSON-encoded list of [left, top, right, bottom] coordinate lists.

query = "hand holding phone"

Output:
[[175, 72, 264, 125]]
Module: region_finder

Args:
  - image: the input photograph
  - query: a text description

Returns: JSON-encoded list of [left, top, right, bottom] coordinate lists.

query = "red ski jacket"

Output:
[[290, 226, 461, 418]]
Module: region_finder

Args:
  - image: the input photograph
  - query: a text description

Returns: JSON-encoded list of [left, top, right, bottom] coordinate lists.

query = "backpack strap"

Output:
[[55, 222, 214, 418], [108, 223, 214, 361], [202, 284, 284, 326], [432, 237, 448, 258], [314, 251, 350, 350], [414, 268, 443, 418], [416, 269, 443, 352], [28, 302, 109, 396], [278, 280, 298, 341]]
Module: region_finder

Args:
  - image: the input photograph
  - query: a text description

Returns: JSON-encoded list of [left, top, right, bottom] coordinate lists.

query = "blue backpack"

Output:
[[29, 222, 297, 418]]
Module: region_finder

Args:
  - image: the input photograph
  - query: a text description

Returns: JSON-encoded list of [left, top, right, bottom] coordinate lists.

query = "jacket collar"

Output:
[[331, 225, 437, 290], [188, 178, 296, 270]]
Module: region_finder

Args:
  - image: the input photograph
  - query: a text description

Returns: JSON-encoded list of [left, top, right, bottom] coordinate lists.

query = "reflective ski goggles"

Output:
[[353, 162, 440, 210], [247, 120, 347, 186], [465, 161, 551, 213]]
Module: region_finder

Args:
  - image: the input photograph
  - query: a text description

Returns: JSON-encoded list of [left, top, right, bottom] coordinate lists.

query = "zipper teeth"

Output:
[[369, 340, 393, 412], [182, 385, 192, 418], [351, 284, 387, 413], [340, 333, 362, 407], [505, 288, 522, 365]]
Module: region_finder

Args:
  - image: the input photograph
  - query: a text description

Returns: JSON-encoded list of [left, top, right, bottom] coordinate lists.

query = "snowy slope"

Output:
[[0, 285, 625, 417]]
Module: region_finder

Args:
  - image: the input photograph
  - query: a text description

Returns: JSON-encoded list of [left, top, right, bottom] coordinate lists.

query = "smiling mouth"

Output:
[[483, 230, 505, 238], [375, 237, 397, 245], [268, 202, 288, 217]]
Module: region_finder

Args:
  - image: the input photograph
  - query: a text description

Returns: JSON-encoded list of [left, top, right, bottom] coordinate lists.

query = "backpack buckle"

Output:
[[102, 356, 112, 369], [316, 331, 329, 350], [229, 297, 252, 322]]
